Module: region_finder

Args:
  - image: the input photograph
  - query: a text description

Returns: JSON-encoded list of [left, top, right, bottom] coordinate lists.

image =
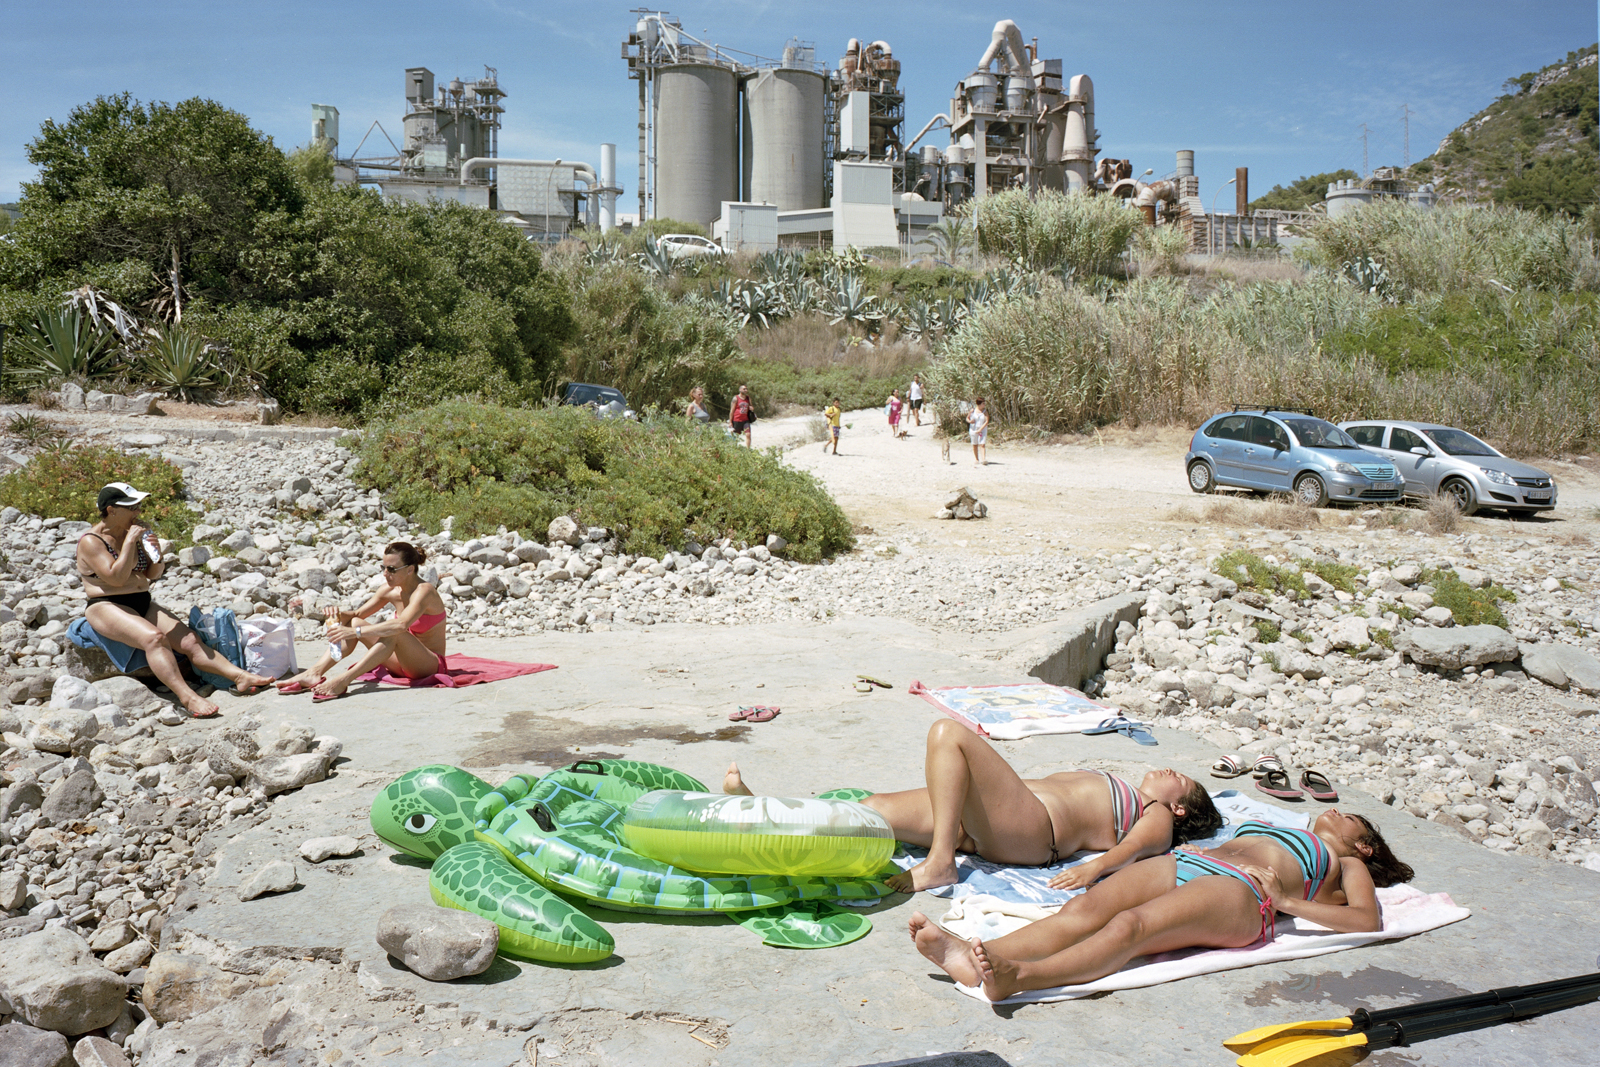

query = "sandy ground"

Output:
[[759, 406, 1600, 555]]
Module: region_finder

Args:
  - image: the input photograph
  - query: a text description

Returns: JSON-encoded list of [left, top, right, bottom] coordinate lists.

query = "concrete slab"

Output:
[[166, 617, 1600, 1066]]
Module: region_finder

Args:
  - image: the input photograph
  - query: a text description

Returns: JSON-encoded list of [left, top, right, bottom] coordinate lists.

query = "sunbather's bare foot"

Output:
[[311, 676, 350, 700], [886, 855, 960, 893], [233, 671, 275, 694], [181, 693, 219, 718], [275, 669, 318, 692], [723, 762, 753, 795], [909, 911, 983, 987], [972, 938, 1024, 1002]]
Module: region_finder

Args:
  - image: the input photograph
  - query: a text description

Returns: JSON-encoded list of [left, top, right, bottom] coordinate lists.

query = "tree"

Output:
[[1497, 150, 1599, 216], [920, 218, 974, 263], [12, 93, 302, 319]]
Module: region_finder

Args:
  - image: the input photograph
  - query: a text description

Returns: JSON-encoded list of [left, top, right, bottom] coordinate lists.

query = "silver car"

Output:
[[1337, 420, 1557, 516]]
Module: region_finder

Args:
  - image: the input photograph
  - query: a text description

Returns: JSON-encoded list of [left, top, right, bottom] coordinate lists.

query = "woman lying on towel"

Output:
[[77, 482, 276, 718], [275, 541, 447, 702], [725, 717, 1222, 893], [911, 806, 1414, 1001]]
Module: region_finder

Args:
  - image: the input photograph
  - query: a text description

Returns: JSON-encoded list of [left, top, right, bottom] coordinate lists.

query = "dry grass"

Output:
[[1162, 492, 1346, 530], [1189, 257, 1308, 286], [737, 314, 924, 378], [1421, 494, 1464, 535]]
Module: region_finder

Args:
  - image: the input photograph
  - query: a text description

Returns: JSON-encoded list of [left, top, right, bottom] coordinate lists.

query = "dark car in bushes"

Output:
[[559, 383, 634, 419], [1185, 408, 1402, 507]]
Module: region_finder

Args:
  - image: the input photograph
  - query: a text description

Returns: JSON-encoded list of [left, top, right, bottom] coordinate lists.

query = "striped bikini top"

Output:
[[1231, 822, 1332, 900], [1072, 770, 1147, 844]]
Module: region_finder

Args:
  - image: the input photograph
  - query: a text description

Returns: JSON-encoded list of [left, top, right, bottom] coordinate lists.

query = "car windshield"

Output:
[[1421, 427, 1496, 456], [1282, 417, 1359, 449]]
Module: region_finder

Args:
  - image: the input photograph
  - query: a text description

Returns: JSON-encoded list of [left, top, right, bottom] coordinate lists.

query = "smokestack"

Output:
[[1236, 167, 1248, 216]]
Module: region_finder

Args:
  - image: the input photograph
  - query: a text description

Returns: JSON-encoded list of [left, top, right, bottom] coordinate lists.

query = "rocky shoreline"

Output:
[[1, 418, 1599, 1061]]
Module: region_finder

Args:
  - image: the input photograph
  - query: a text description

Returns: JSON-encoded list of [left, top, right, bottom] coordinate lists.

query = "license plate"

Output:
[[1526, 491, 1551, 502]]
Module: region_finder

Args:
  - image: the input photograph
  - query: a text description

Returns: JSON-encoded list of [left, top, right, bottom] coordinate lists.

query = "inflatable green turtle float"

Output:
[[370, 759, 892, 964]]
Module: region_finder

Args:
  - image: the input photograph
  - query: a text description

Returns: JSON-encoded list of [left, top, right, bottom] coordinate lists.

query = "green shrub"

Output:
[[0, 445, 198, 547], [142, 327, 221, 400], [355, 401, 853, 562], [1422, 568, 1517, 629], [561, 264, 741, 411], [1213, 550, 1312, 599]]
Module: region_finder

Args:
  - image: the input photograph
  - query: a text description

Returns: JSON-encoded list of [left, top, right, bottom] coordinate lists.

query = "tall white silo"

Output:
[[655, 62, 740, 226], [742, 67, 826, 211]]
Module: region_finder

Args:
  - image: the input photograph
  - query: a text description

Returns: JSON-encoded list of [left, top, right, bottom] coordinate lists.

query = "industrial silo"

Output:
[[742, 67, 825, 210], [655, 62, 740, 226]]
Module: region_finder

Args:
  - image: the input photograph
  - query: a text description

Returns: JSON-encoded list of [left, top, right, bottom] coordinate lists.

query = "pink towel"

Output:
[[358, 655, 557, 689]]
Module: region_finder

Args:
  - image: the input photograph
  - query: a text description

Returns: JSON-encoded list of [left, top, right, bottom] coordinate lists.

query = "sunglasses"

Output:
[[382, 563, 412, 574]]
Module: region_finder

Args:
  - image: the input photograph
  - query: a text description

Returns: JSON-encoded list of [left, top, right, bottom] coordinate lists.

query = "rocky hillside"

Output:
[[1412, 45, 1597, 213]]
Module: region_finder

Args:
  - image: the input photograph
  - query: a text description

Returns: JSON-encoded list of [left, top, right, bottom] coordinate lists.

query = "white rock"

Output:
[[1421, 605, 1455, 627], [1326, 615, 1370, 650], [300, 835, 362, 862], [238, 859, 299, 901], [50, 676, 104, 711]]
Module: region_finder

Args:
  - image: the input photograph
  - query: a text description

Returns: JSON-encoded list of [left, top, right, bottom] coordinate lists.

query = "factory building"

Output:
[[322, 66, 620, 239]]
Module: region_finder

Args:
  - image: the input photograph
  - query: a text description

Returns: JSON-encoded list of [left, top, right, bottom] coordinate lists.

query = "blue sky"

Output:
[[2, 1, 1594, 206]]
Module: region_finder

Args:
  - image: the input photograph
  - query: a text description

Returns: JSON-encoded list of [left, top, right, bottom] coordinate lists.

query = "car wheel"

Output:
[[1440, 478, 1477, 516], [1294, 473, 1329, 508], [1187, 462, 1215, 494]]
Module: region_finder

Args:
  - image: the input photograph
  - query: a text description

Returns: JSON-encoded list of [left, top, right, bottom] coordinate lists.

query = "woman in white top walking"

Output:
[[908, 376, 924, 427], [967, 397, 989, 467]]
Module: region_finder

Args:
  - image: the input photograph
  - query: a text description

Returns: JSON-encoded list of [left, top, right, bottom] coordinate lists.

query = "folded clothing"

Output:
[[898, 790, 1308, 907], [943, 883, 1469, 1003], [358, 654, 557, 689], [68, 617, 149, 674]]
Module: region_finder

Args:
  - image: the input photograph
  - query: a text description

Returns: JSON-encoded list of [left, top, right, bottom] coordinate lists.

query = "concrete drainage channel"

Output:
[[1001, 592, 1146, 693]]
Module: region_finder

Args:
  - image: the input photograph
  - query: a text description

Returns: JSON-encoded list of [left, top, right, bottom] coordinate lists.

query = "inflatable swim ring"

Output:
[[370, 760, 892, 964], [621, 791, 894, 877]]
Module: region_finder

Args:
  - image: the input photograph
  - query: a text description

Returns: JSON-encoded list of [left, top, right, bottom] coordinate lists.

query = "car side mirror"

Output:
[[1410, 446, 1431, 456]]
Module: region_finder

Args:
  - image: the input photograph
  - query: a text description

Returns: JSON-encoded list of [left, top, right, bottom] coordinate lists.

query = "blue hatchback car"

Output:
[[1185, 409, 1403, 507]]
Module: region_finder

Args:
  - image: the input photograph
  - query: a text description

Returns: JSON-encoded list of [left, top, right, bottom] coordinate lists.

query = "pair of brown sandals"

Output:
[[854, 675, 893, 694]]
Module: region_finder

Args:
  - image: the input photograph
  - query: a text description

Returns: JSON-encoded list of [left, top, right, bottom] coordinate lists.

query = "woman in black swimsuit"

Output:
[[76, 482, 273, 718]]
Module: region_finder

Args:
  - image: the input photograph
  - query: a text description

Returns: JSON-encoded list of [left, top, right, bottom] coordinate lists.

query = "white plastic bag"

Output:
[[241, 617, 299, 679]]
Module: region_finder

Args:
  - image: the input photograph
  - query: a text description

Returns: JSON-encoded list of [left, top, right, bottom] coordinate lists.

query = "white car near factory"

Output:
[[656, 234, 726, 260]]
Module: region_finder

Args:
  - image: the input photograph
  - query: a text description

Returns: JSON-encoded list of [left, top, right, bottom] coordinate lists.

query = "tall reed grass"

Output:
[[928, 269, 1600, 455], [970, 189, 1139, 274]]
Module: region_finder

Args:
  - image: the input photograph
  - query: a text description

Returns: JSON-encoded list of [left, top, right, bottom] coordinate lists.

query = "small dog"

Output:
[[940, 437, 951, 464]]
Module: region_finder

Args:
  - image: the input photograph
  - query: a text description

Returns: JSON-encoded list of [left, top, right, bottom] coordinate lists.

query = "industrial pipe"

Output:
[[1134, 180, 1178, 208], [978, 19, 1029, 76], [460, 158, 598, 186], [904, 113, 951, 156]]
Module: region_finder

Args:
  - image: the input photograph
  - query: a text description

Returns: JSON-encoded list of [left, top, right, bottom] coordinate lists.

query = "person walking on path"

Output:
[[730, 385, 754, 447], [967, 397, 989, 466], [909, 375, 925, 426], [823, 397, 842, 455], [887, 390, 904, 439], [685, 386, 712, 425]]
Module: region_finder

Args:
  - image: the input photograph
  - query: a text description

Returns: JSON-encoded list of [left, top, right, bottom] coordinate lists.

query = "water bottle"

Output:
[[327, 621, 343, 663]]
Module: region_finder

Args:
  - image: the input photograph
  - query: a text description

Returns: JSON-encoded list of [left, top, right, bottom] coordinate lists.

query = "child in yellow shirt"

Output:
[[823, 398, 842, 455]]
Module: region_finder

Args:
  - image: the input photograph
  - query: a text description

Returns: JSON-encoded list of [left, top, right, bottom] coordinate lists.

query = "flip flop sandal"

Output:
[[277, 678, 323, 695], [1082, 717, 1160, 746], [729, 706, 755, 721], [1255, 768, 1304, 800], [1211, 754, 1249, 778], [1300, 770, 1339, 802], [854, 682, 874, 693], [311, 690, 347, 704], [1252, 755, 1286, 779], [856, 675, 893, 689], [747, 707, 780, 722]]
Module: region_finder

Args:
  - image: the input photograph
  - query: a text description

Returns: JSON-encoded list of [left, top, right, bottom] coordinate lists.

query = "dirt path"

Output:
[[779, 406, 1600, 553]]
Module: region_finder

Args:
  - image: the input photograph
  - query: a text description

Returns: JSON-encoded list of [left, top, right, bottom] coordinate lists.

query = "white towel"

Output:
[[942, 884, 1469, 1004]]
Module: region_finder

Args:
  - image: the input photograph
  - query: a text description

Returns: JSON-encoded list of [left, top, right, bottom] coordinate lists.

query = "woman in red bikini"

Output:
[[276, 542, 447, 702], [77, 481, 275, 718]]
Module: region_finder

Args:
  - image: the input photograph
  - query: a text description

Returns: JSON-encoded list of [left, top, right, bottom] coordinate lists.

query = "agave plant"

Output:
[[585, 241, 625, 267], [635, 234, 674, 277], [62, 285, 143, 341], [7, 307, 121, 385], [724, 280, 786, 329], [933, 295, 970, 336], [142, 328, 220, 402], [825, 274, 883, 331], [897, 297, 940, 342], [1343, 256, 1393, 301]]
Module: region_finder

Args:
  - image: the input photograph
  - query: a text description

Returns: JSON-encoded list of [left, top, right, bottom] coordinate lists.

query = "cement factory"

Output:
[[311, 11, 1434, 252]]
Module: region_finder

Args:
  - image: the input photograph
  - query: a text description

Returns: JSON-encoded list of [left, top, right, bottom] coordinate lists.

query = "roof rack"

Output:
[[1232, 405, 1315, 416]]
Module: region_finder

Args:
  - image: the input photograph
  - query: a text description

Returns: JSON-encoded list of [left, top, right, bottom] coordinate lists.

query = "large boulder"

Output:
[[90, 675, 169, 714], [246, 752, 332, 796], [1393, 624, 1518, 670], [0, 927, 127, 1035], [0, 1021, 73, 1067], [40, 770, 105, 825], [49, 676, 105, 711], [375, 904, 499, 981], [547, 516, 582, 546], [1520, 642, 1600, 695], [25, 710, 99, 754]]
